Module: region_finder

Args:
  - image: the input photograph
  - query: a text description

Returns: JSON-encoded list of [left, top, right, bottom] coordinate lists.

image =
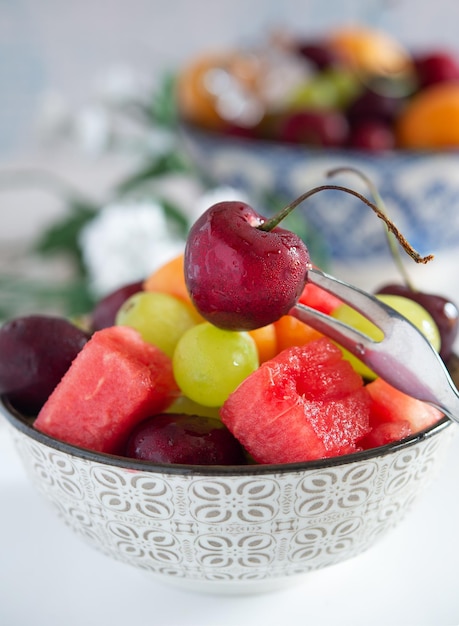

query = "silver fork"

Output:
[[290, 268, 459, 424]]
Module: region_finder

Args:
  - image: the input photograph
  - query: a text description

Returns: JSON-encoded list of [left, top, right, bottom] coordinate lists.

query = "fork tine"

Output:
[[295, 268, 459, 421], [290, 302, 375, 356], [307, 268, 394, 331]]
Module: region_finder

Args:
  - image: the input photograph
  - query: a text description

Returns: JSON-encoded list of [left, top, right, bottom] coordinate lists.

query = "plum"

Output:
[[0, 315, 90, 415]]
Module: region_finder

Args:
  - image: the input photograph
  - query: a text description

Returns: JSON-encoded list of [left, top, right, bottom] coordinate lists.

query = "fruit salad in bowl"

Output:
[[177, 25, 459, 270], [1, 184, 458, 593]]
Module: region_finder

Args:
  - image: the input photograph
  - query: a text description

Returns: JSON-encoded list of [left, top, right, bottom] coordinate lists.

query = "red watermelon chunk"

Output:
[[220, 337, 371, 464], [359, 420, 412, 449], [34, 326, 178, 454], [299, 278, 343, 314], [360, 377, 443, 449]]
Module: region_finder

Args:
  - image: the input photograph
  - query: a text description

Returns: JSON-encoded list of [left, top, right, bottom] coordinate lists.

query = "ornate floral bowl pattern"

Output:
[[1, 400, 455, 594], [181, 125, 459, 264]]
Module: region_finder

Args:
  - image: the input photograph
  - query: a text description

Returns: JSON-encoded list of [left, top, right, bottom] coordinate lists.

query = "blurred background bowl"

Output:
[[181, 124, 459, 260], [180, 123, 459, 299], [2, 397, 454, 595]]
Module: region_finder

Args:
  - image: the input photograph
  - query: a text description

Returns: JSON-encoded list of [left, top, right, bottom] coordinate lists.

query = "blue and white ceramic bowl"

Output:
[[181, 125, 459, 298]]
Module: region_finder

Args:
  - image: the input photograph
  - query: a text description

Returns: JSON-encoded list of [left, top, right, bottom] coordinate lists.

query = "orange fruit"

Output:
[[143, 254, 189, 301], [328, 25, 412, 78], [274, 315, 323, 353], [248, 324, 278, 364], [176, 53, 229, 130], [176, 51, 262, 130], [143, 254, 205, 324], [396, 82, 459, 148]]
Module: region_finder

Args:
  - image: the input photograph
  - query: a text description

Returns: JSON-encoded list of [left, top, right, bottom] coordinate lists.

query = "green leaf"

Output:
[[33, 200, 98, 269], [148, 72, 179, 128], [160, 198, 190, 237], [0, 274, 96, 321], [115, 151, 191, 194]]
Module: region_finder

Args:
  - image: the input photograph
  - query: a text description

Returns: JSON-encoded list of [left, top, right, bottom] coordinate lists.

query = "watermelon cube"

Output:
[[220, 337, 371, 464], [299, 278, 343, 314], [34, 326, 178, 454], [359, 420, 412, 449], [361, 377, 444, 448]]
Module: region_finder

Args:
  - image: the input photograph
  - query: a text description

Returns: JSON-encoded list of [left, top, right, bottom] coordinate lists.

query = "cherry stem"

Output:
[[326, 166, 418, 289], [258, 183, 434, 265]]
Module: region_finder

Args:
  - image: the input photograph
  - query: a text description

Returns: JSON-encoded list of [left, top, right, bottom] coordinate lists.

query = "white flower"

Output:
[[79, 200, 185, 297], [73, 104, 112, 155], [94, 64, 150, 108], [190, 185, 251, 222]]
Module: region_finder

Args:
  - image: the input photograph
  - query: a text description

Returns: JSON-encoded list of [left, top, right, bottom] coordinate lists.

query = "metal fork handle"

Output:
[[291, 269, 459, 424]]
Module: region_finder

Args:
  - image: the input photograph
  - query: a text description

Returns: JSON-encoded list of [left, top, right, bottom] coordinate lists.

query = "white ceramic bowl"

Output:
[[180, 124, 459, 266], [1, 394, 455, 595]]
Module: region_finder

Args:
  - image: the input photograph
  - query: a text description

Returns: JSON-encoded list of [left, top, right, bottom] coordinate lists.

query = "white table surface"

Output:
[[1, 415, 459, 626]]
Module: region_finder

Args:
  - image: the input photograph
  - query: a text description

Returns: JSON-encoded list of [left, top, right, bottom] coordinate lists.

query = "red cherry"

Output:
[[414, 51, 459, 88], [125, 413, 247, 465], [277, 110, 349, 147], [184, 200, 310, 331], [346, 88, 402, 124], [295, 41, 341, 70], [91, 280, 144, 331], [347, 120, 395, 151], [221, 121, 259, 140], [184, 183, 428, 332]]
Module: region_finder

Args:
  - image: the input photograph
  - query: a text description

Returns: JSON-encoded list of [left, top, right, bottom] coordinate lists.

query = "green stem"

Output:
[[258, 183, 433, 265]]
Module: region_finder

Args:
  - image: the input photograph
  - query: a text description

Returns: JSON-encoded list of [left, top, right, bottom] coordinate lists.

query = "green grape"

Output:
[[116, 291, 197, 357], [288, 68, 361, 110], [332, 294, 441, 379], [173, 323, 259, 407], [165, 394, 221, 419]]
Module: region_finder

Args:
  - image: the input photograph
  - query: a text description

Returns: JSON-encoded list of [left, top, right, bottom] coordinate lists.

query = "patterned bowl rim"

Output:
[[1, 396, 452, 477], [179, 121, 459, 159]]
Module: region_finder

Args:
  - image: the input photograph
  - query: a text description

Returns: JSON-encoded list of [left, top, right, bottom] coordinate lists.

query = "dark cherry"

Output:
[[347, 120, 395, 151], [295, 41, 340, 70], [0, 315, 90, 415], [346, 88, 402, 124], [184, 199, 310, 330], [277, 110, 349, 147], [91, 280, 144, 331], [376, 283, 459, 362], [125, 413, 247, 465], [221, 121, 259, 139], [414, 51, 459, 88]]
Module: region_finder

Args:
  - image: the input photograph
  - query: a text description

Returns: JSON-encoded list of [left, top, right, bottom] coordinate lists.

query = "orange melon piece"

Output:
[[248, 323, 278, 364], [143, 254, 204, 323], [143, 254, 189, 302], [274, 315, 323, 352]]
